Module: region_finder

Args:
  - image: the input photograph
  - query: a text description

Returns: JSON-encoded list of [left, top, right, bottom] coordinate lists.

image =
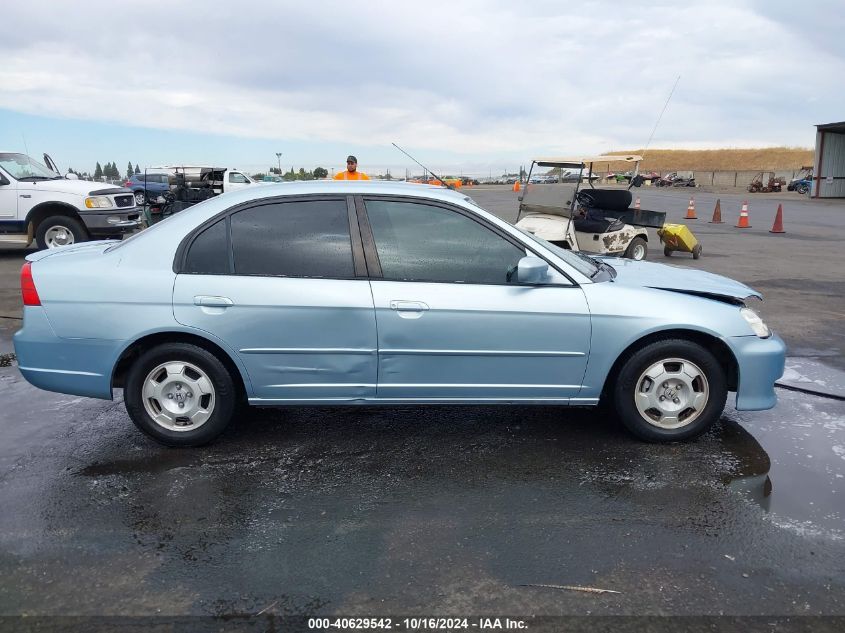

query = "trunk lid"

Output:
[[26, 240, 118, 263]]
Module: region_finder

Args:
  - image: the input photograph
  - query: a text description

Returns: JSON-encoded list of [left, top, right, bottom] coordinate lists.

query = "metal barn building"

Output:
[[813, 121, 845, 198]]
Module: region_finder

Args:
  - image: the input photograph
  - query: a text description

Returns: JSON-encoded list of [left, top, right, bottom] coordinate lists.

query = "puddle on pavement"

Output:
[[726, 388, 844, 537], [780, 357, 845, 400]]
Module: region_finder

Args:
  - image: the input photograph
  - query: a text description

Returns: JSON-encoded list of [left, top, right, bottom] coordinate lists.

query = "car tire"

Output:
[[35, 215, 89, 250], [124, 343, 238, 447], [663, 246, 672, 257], [134, 190, 147, 206], [612, 339, 727, 442], [624, 236, 648, 260], [796, 184, 808, 195], [692, 244, 702, 260]]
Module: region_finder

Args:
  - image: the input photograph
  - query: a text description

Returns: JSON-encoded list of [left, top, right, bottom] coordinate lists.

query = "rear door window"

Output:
[[231, 199, 354, 278]]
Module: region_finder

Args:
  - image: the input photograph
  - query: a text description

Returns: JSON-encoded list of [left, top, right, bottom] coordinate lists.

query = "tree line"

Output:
[[252, 166, 330, 181], [66, 161, 142, 181]]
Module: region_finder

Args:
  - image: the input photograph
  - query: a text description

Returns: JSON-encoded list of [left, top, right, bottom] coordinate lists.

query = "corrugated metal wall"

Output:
[[814, 130, 845, 198]]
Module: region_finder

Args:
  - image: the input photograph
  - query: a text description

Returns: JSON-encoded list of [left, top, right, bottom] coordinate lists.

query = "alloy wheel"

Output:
[[44, 225, 75, 248], [634, 357, 710, 429], [141, 361, 216, 431]]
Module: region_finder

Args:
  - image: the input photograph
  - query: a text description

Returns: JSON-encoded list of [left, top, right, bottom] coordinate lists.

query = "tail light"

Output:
[[124, 180, 131, 187], [21, 262, 41, 306]]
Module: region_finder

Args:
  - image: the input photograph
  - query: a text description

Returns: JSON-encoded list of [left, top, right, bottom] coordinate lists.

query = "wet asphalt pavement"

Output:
[[1, 187, 844, 628]]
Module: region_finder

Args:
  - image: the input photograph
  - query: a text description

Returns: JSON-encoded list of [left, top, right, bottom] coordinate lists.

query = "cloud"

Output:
[[1, 0, 842, 162]]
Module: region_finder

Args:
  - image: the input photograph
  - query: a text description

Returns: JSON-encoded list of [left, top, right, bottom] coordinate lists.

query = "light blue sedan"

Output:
[[14, 181, 785, 446]]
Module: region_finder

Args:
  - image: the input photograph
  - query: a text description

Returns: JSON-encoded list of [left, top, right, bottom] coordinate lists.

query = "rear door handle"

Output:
[[390, 300, 429, 312], [194, 295, 234, 307]]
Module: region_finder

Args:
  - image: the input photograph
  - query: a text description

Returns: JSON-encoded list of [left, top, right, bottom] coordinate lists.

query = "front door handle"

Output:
[[390, 300, 429, 312], [194, 295, 234, 308], [20, 194, 31, 199]]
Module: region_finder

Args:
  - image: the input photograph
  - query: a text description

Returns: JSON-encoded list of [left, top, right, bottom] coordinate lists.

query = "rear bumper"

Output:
[[13, 307, 117, 399], [731, 333, 786, 410]]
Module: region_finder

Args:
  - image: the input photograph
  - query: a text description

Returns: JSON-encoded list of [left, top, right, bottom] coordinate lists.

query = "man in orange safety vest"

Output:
[[334, 155, 370, 180]]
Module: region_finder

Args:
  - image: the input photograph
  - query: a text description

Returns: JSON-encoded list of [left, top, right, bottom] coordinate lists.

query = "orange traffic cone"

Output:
[[513, 181, 520, 192], [709, 199, 724, 223], [634, 197, 641, 209], [769, 204, 785, 233], [684, 197, 697, 220], [736, 201, 751, 228]]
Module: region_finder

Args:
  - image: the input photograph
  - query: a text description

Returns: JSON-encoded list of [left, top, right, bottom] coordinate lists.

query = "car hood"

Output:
[[600, 257, 761, 302], [16, 178, 128, 196]]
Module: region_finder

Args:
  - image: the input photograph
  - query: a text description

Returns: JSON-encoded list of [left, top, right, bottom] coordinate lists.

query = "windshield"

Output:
[[0, 153, 60, 179], [514, 226, 600, 278], [105, 195, 218, 252]]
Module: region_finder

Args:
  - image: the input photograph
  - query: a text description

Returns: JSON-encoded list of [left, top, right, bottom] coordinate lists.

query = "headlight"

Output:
[[84, 196, 113, 209], [740, 307, 770, 338]]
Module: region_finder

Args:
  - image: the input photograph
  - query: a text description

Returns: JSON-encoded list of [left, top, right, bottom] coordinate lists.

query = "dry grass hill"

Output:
[[602, 147, 814, 171]]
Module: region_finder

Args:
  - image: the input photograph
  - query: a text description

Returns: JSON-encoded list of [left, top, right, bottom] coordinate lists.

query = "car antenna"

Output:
[[632, 75, 680, 189], [392, 142, 455, 190]]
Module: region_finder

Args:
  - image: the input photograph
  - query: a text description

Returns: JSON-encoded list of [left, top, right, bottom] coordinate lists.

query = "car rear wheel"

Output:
[[35, 216, 88, 250], [624, 236, 647, 260], [612, 339, 727, 442], [124, 343, 237, 447]]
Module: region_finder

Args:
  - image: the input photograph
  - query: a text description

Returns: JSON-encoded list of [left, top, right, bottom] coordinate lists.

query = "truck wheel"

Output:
[[124, 343, 237, 447], [692, 244, 702, 260], [624, 236, 647, 261], [796, 184, 809, 195], [663, 246, 672, 257], [35, 216, 88, 250], [134, 191, 147, 206], [612, 339, 727, 442]]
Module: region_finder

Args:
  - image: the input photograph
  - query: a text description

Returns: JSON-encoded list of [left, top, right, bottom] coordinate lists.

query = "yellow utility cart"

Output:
[[657, 223, 702, 259]]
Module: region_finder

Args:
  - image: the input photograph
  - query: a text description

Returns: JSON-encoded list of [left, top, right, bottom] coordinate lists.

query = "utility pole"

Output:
[[275, 152, 282, 175]]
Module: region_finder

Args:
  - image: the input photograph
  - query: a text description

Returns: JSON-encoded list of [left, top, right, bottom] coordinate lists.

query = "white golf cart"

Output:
[[514, 155, 665, 261]]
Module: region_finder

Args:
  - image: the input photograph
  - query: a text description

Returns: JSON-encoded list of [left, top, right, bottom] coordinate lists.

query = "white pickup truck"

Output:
[[0, 152, 141, 249]]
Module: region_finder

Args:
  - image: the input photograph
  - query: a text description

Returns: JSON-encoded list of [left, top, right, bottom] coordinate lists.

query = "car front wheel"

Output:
[[134, 190, 147, 206], [124, 343, 237, 447], [612, 339, 727, 442], [35, 216, 89, 249]]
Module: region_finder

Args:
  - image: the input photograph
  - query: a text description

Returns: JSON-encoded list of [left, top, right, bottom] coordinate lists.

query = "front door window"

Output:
[[364, 199, 525, 284]]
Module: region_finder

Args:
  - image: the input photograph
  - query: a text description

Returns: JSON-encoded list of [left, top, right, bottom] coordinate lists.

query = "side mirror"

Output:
[[517, 256, 549, 284], [65, 172, 79, 180]]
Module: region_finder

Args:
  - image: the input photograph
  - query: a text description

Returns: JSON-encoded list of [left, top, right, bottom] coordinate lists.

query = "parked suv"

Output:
[[125, 173, 171, 205]]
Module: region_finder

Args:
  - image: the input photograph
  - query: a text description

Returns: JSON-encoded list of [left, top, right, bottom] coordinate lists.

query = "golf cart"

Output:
[[514, 155, 666, 261]]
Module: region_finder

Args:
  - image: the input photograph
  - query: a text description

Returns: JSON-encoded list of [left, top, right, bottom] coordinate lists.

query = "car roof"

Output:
[[220, 179, 476, 206]]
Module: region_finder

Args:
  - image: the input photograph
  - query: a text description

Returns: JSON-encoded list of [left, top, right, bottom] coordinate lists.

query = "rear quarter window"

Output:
[[184, 218, 229, 274]]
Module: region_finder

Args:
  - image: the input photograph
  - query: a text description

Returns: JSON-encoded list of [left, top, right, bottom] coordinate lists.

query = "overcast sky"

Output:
[[1, 0, 843, 176]]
